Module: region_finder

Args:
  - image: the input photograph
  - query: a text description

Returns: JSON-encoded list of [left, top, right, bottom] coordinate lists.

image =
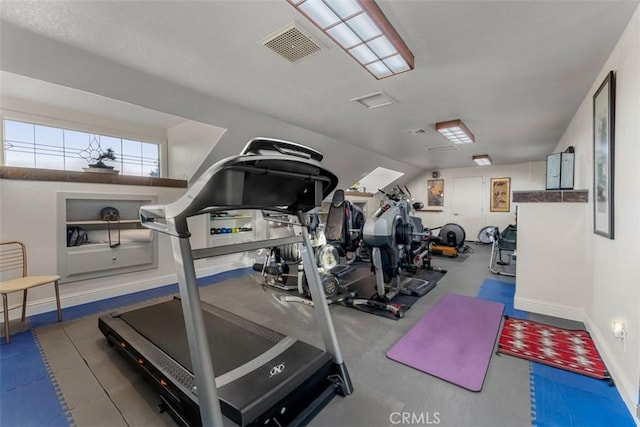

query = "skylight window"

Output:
[[355, 166, 404, 193]]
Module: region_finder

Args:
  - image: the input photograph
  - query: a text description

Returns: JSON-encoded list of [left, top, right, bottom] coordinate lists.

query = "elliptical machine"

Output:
[[363, 186, 434, 303]]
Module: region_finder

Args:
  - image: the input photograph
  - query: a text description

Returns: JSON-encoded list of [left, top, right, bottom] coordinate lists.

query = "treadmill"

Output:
[[99, 138, 353, 426]]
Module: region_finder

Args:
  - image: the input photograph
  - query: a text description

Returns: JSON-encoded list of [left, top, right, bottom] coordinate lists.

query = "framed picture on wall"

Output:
[[593, 70, 615, 239], [490, 177, 511, 212], [427, 179, 444, 207]]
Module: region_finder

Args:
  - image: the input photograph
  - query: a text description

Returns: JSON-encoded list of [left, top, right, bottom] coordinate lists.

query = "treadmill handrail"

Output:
[[192, 236, 302, 259], [240, 137, 324, 162], [139, 144, 337, 238]]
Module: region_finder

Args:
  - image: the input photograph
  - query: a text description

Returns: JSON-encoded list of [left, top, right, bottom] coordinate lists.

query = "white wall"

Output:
[[0, 98, 250, 319], [515, 202, 590, 321], [516, 4, 640, 419], [406, 161, 545, 239], [575, 5, 639, 418], [167, 120, 226, 181]]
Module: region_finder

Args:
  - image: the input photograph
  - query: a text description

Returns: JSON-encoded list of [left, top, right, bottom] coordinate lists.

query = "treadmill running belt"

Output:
[[119, 298, 281, 376]]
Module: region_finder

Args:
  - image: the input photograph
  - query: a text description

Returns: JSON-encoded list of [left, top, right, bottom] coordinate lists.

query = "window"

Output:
[[354, 166, 404, 192], [2, 119, 161, 177]]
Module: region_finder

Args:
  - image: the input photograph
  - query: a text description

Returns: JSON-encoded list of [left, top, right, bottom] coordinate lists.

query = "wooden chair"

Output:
[[0, 241, 62, 344]]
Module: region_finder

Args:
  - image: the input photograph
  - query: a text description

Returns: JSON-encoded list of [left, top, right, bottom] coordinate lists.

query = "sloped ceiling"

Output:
[[1, 0, 638, 187]]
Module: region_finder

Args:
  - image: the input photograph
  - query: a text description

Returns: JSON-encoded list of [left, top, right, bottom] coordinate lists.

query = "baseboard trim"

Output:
[[9, 260, 250, 320], [583, 311, 639, 425], [514, 296, 585, 322]]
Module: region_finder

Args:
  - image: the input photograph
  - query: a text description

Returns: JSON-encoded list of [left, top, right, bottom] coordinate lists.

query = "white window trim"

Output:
[[1, 108, 168, 177]]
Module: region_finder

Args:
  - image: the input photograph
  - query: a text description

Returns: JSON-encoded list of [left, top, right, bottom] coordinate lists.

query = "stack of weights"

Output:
[[210, 226, 253, 235]]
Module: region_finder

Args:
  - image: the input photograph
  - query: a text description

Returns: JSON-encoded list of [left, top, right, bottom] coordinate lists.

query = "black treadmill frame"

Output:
[[100, 138, 353, 426], [99, 298, 343, 426]]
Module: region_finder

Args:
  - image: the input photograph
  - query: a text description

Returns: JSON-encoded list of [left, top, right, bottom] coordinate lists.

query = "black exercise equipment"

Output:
[[489, 224, 517, 277], [361, 186, 434, 316], [99, 138, 353, 426], [324, 189, 365, 261], [430, 223, 466, 257]]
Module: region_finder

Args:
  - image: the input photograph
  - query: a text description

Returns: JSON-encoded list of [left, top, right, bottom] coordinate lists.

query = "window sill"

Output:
[[0, 166, 187, 188]]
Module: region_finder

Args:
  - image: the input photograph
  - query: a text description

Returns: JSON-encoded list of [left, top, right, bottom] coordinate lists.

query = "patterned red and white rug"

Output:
[[498, 317, 610, 379]]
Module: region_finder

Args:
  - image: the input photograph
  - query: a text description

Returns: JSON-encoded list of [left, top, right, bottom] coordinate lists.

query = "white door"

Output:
[[452, 176, 484, 241]]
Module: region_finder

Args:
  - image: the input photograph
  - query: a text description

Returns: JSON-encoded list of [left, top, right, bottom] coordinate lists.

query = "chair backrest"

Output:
[[0, 241, 27, 281], [325, 190, 347, 243]]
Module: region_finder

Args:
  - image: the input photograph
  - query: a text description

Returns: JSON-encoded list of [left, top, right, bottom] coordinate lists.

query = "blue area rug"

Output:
[[476, 278, 528, 319], [476, 278, 634, 426], [531, 363, 634, 426], [0, 330, 70, 426]]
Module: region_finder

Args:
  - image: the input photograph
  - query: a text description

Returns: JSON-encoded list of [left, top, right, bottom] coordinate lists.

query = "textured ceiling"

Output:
[[1, 0, 638, 183]]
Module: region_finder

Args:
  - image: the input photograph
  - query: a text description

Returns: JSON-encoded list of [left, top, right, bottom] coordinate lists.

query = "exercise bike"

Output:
[[362, 186, 435, 309]]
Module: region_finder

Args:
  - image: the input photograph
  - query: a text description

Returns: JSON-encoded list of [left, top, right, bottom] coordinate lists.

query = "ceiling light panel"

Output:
[[326, 24, 360, 48], [473, 154, 492, 166], [288, 0, 414, 79], [349, 44, 377, 64], [299, 0, 340, 28], [435, 119, 475, 144], [324, 0, 362, 19]]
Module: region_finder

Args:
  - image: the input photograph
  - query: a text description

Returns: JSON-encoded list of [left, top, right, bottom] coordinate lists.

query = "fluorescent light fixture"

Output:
[[473, 154, 492, 166], [435, 119, 475, 144], [287, 0, 414, 79]]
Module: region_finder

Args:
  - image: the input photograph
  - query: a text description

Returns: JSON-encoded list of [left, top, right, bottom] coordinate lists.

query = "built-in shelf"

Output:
[[1, 166, 187, 188], [211, 215, 253, 220], [208, 210, 256, 246], [512, 189, 588, 203], [344, 191, 374, 198], [416, 209, 444, 212], [66, 219, 141, 225], [57, 192, 158, 283]]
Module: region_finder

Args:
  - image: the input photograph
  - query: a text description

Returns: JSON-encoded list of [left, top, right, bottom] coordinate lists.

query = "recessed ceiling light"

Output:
[[473, 154, 492, 166], [435, 119, 475, 144]]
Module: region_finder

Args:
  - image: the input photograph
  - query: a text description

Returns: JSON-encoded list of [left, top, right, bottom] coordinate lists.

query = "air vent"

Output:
[[351, 92, 395, 110], [426, 145, 459, 152], [407, 128, 429, 135], [261, 23, 321, 63]]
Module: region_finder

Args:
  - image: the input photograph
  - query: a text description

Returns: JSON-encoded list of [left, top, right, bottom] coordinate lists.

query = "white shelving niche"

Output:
[[58, 192, 158, 283], [208, 210, 257, 247]]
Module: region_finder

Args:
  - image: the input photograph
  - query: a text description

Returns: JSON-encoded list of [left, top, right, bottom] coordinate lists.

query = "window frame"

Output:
[[0, 109, 167, 178]]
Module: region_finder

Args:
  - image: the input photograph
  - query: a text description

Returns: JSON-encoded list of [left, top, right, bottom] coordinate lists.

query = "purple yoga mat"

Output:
[[387, 293, 504, 391]]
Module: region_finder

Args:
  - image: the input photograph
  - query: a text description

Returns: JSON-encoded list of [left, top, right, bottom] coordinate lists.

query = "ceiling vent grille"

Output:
[[351, 92, 395, 109], [426, 145, 459, 152], [261, 23, 321, 63], [407, 128, 429, 135]]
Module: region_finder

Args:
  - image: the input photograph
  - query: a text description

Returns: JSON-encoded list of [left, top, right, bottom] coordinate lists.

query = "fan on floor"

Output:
[[477, 226, 498, 244]]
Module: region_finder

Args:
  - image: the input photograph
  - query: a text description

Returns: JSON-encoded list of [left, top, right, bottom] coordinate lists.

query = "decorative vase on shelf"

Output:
[[83, 148, 120, 174], [83, 164, 120, 175]]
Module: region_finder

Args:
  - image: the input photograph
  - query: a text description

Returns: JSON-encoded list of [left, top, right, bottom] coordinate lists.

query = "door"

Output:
[[452, 176, 484, 241]]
